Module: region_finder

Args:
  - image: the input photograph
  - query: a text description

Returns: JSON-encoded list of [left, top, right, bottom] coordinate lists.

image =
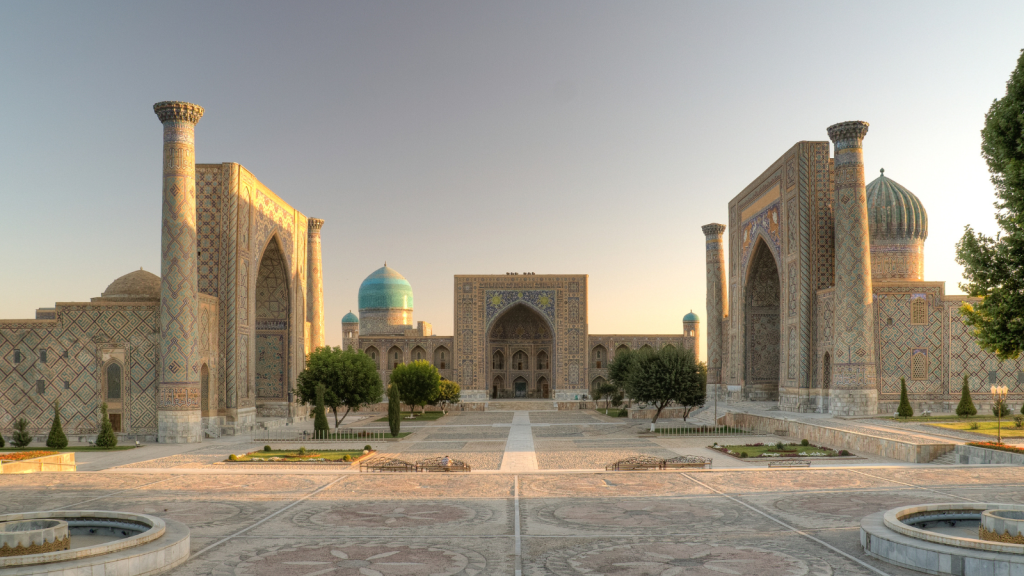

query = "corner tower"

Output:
[[154, 100, 204, 443], [826, 120, 878, 416], [701, 223, 727, 389], [307, 218, 326, 350]]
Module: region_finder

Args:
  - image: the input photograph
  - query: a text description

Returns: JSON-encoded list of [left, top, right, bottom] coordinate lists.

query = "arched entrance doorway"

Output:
[[254, 236, 290, 417], [488, 303, 553, 399], [745, 239, 781, 400]]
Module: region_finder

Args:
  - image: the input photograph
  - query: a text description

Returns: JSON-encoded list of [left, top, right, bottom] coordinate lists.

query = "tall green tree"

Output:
[[897, 378, 914, 419], [595, 381, 619, 410], [11, 417, 32, 448], [387, 383, 401, 437], [0, 429, 5, 448], [956, 50, 1024, 359], [312, 383, 330, 438], [390, 360, 441, 415], [46, 400, 68, 449], [297, 346, 383, 428], [96, 402, 118, 448], [436, 379, 461, 414], [608, 348, 638, 407], [622, 346, 706, 426], [956, 374, 978, 417]]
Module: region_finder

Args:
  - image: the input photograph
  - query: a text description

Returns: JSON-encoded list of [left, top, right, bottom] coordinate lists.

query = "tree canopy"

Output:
[[436, 379, 461, 414], [956, 50, 1024, 359], [620, 345, 706, 425], [390, 360, 441, 414], [297, 346, 383, 427]]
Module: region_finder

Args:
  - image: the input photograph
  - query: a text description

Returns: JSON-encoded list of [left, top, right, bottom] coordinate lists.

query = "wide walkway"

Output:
[[499, 411, 539, 472]]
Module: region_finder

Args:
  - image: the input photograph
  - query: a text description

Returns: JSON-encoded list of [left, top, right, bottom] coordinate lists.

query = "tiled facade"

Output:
[[711, 122, 1023, 415], [0, 102, 325, 442]]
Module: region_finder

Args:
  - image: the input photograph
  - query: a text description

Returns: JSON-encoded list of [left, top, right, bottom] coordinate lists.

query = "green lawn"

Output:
[[884, 415, 1003, 422], [230, 449, 368, 462], [0, 446, 136, 452], [928, 421, 1024, 438], [714, 443, 844, 458], [594, 408, 628, 417], [374, 411, 446, 422]]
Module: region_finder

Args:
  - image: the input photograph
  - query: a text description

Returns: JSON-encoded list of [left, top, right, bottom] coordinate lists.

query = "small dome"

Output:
[[342, 311, 359, 324], [866, 169, 928, 241], [100, 269, 161, 301], [358, 265, 414, 310], [683, 310, 700, 322]]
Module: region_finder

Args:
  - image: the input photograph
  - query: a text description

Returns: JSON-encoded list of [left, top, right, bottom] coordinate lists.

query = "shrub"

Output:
[[95, 403, 118, 448], [264, 445, 272, 452], [801, 439, 809, 447], [1013, 415, 1024, 429], [298, 446, 307, 455], [313, 383, 330, 438], [47, 400, 68, 449], [0, 430, 4, 448], [897, 378, 914, 418], [364, 444, 372, 451], [775, 441, 785, 451], [12, 417, 32, 448], [956, 375, 977, 417], [343, 454, 352, 462], [839, 449, 850, 456], [969, 421, 980, 430], [993, 399, 1012, 418], [740, 452, 748, 458], [229, 454, 238, 461]]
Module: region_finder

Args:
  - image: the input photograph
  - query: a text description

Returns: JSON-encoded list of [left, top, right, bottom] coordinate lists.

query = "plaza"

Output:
[[4, 404, 1021, 575]]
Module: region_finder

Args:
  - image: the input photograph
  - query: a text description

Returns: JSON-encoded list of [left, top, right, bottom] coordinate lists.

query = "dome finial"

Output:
[[880, 168, 885, 175]]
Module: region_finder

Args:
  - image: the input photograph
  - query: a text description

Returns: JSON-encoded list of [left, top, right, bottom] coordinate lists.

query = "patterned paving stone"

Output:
[[519, 473, 714, 498]]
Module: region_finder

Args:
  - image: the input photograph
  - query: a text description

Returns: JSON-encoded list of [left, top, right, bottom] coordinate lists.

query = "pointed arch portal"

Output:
[[488, 303, 554, 399], [745, 239, 781, 400]]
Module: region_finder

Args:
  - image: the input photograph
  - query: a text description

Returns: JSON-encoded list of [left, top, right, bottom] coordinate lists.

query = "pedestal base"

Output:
[[158, 410, 202, 443]]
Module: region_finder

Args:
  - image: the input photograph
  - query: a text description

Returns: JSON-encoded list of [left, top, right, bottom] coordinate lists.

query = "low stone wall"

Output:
[[954, 444, 1024, 465], [358, 402, 486, 413], [0, 452, 76, 474], [721, 413, 954, 463], [628, 407, 701, 420]]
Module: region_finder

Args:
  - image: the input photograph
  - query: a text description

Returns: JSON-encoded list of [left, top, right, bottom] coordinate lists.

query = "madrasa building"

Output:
[[0, 102, 326, 443], [702, 120, 1024, 416], [341, 268, 700, 403]]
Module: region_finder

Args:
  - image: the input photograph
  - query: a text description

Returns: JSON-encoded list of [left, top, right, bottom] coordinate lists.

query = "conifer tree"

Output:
[[313, 383, 330, 438], [46, 400, 68, 449], [956, 374, 977, 417], [95, 402, 118, 448], [12, 417, 32, 448], [897, 378, 914, 418], [387, 383, 401, 437], [0, 430, 5, 448]]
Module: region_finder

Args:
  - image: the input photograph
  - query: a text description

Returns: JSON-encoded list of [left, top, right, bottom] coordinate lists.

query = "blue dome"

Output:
[[358, 265, 414, 310], [683, 310, 700, 322], [866, 168, 928, 241], [342, 311, 359, 324]]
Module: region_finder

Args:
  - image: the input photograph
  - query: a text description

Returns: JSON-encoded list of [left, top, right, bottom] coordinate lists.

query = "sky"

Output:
[[1, 2, 1022, 360]]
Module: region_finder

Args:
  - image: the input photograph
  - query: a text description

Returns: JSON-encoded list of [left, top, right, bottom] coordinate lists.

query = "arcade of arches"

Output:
[[489, 304, 552, 399]]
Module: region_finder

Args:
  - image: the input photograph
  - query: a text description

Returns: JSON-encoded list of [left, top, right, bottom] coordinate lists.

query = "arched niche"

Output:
[[744, 237, 781, 400]]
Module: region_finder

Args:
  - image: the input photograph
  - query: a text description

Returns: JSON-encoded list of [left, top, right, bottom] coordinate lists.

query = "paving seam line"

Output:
[[846, 469, 982, 502], [49, 477, 174, 511], [514, 474, 522, 576], [678, 473, 893, 576], [192, 475, 347, 559]]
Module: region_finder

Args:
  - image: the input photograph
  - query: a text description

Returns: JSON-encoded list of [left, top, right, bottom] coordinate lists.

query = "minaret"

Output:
[[307, 218, 326, 351], [701, 223, 727, 389], [154, 100, 204, 443], [826, 121, 878, 416]]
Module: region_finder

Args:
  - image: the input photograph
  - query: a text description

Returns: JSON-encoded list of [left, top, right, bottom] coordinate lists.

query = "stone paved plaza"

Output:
[[5, 409, 1023, 575]]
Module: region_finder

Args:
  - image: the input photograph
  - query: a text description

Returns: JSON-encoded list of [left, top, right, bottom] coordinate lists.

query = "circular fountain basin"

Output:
[[0, 511, 188, 575], [981, 509, 1024, 544], [862, 503, 1024, 575], [0, 519, 69, 556]]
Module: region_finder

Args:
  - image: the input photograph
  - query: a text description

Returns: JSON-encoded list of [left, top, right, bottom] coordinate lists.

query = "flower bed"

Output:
[[967, 442, 1024, 455], [0, 451, 57, 462], [227, 449, 374, 463], [709, 442, 851, 458]]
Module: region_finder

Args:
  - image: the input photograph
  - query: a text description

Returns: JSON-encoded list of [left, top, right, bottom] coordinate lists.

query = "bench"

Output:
[[360, 457, 416, 473], [605, 455, 664, 471], [416, 457, 471, 473], [767, 459, 811, 468], [662, 456, 713, 470]]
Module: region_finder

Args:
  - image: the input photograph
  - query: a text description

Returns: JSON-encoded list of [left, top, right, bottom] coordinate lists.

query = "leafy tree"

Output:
[[608, 348, 638, 407], [993, 398, 1012, 418], [622, 346, 706, 426], [297, 346, 383, 428], [897, 378, 914, 419], [436, 379, 461, 414], [595, 382, 619, 410], [96, 402, 118, 448], [956, 50, 1024, 359], [956, 375, 977, 417], [11, 417, 32, 448], [312, 383, 330, 438], [0, 429, 5, 448], [390, 360, 441, 415], [387, 383, 401, 437], [46, 400, 68, 449]]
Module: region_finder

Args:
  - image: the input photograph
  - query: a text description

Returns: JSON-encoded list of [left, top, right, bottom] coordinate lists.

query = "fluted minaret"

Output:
[[826, 121, 878, 416], [154, 100, 204, 443], [307, 218, 326, 350], [701, 223, 727, 388]]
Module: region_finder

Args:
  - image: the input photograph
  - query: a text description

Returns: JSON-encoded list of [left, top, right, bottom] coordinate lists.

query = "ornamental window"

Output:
[[106, 363, 122, 399], [910, 294, 928, 325], [910, 349, 927, 381], [40, 348, 48, 363]]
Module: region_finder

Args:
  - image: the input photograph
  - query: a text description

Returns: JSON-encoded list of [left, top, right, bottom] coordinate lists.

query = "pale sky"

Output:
[[1, 2, 1022, 360]]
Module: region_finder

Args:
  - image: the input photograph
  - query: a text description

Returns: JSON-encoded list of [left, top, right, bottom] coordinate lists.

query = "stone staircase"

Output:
[[930, 451, 960, 465], [486, 400, 558, 411]]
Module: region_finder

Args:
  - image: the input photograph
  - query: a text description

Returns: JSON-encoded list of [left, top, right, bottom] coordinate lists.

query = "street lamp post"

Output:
[[991, 384, 1009, 444]]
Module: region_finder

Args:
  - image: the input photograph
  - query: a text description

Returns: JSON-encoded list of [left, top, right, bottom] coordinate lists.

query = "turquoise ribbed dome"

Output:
[[683, 310, 700, 322], [342, 311, 359, 324], [358, 266, 414, 310], [866, 169, 928, 241]]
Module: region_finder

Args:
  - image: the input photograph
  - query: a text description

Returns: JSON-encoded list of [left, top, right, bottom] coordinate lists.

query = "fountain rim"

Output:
[[0, 510, 164, 568], [883, 502, 1024, 555]]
